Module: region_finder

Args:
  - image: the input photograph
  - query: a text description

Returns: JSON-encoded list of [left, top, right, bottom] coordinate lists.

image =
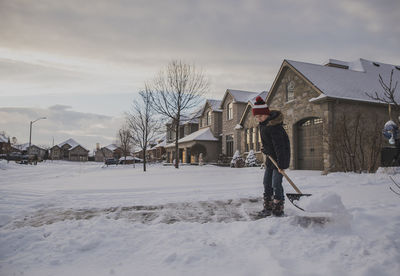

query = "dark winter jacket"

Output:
[[259, 111, 291, 169]]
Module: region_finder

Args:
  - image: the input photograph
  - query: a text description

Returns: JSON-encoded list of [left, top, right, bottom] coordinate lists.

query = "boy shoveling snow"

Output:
[[252, 96, 290, 217]]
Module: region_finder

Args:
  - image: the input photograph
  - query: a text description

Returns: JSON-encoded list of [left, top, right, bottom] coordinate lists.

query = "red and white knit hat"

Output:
[[252, 96, 270, 116]]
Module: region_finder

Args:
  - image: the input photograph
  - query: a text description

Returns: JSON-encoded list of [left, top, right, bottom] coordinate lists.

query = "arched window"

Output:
[[227, 103, 233, 120], [286, 81, 295, 102]]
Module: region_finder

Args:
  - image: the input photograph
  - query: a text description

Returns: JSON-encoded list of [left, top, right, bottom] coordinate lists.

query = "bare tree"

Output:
[[366, 69, 399, 120], [127, 89, 161, 172], [326, 112, 384, 173], [148, 60, 209, 168], [117, 125, 132, 163]]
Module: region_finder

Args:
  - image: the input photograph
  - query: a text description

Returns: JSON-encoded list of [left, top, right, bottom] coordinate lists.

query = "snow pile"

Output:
[[298, 192, 352, 229]]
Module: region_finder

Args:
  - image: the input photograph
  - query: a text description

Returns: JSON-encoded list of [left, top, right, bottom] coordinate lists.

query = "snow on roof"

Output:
[[165, 127, 218, 147], [250, 91, 269, 104], [150, 139, 166, 150], [15, 143, 29, 151], [104, 144, 119, 151], [228, 89, 260, 103], [58, 138, 88, 151], [58, 138, 80, 148], [286, 58, 400, 104], [207, 99, 223, 112], [119, 156, 142, 161], [0, 134, 8, 143]]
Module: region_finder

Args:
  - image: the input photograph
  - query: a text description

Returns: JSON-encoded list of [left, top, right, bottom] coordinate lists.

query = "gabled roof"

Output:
[[0, 134, 8, 143], [14, 143, 45, 151], [220, 89, 260, 108], [149, 139, 166, 150], [56, 138, 88, 151], [200, 99, 223, 116], [69, 144, 89, 152], [58, 138, 80, 148], [165, 127, 218, 148], [104, 144, 119, 151], [239, 91, 270, 125], [268, 58, 400, 104]]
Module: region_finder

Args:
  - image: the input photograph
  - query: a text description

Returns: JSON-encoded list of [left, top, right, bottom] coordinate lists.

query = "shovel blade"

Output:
[[286, 193, 312, 211]]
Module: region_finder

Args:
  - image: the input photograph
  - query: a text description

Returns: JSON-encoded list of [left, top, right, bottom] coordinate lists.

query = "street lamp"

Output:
[[28, 117, 46, 155]]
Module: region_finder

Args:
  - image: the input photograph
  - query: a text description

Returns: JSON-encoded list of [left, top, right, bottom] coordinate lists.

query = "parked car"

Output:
[[105, 158, 118, 165]]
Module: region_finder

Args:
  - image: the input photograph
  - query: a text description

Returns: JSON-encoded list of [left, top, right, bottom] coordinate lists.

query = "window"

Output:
[[252, 128, 257, 151], [286, 81, 295, 102], [226, 134, 234, 157], [245, 129, 250, 152], [227, 102, 233, 120], [257, 126, 261, 151], [207, 111, 212, 126]]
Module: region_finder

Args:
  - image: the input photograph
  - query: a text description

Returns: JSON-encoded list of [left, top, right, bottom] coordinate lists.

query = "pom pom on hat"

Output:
[[252, 96, 270, 116]]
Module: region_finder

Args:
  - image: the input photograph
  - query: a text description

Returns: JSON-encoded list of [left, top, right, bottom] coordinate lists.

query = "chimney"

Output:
[[96, 143, 100, 150]]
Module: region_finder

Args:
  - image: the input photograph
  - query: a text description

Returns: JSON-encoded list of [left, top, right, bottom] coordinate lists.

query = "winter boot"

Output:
[[272, 200, 284, 217], [257, 193, 273, 218]]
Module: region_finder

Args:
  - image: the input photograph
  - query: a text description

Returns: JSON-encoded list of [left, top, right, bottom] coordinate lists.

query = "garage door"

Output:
[[297, 118, 324, 170]]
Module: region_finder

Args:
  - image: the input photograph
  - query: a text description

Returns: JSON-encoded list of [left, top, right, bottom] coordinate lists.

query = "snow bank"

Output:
[[297, 192, 352, 229]]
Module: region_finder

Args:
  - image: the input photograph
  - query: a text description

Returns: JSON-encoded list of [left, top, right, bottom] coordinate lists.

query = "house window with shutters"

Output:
[[227, 103, 233, 120]]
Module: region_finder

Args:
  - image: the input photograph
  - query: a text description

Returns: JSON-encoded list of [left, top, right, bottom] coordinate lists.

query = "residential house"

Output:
[[263, 58, 400, 171], [0, 134, 11, 154], [15, 143, 47, 160], [219, 89, 260, 157], [148, 137, 166, 162], [94, 144, 122, 162], [165, 101, 222, 163], [50, 138, 89, 161], [237, 91, 269, 163]]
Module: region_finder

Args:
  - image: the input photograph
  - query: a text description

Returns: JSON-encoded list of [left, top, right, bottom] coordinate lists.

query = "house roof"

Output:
[[165, 127, 218, 148], [69, 144, 89, 152], [58, 138, 80, 148], [0, 134, 8, 143], [14, 143, 44, 151], [239, 91, 270, 125], [283, 58, 400, 104], [149, 139, 166, 150], [57, 138, 88, 151], [220, 89, 260, 108], [104, 144, 119, 151]]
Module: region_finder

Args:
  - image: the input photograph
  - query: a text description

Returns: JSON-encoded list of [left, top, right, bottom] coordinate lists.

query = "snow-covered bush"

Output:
[[245, 150, 257, 167], [231, 150, 245, 168]]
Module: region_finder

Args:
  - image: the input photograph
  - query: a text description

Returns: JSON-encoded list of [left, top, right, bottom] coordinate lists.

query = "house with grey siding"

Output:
[[50, 138, 89, 161]]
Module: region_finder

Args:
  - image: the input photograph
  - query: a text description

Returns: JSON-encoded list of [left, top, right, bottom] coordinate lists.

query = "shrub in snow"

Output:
[[245, 150, 257, 167], [231, 150, 245, 168], [383, 120, 399, 145]]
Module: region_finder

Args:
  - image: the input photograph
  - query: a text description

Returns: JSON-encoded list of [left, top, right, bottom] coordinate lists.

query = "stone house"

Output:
[[237, 91, 269, 163], [50, 138, 89, 161], [94, 144, 122, 162], [0, 134, 11, 154], [14, 143, 47, 160], [165, 100, 222, 164], [219, 89, 260, 157], [263, 58, 400, 172], [148, 138, 166, 162]]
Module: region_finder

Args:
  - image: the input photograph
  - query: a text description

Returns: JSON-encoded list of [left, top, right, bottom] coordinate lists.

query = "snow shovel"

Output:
[[267, 155, 311, 211]]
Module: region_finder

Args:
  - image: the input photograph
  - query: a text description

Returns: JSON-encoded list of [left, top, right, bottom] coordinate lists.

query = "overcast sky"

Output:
[[1, 0, 399, 149]]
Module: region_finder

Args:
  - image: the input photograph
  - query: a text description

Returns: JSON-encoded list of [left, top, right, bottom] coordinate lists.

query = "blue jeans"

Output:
[[263, 167, 284, 201]]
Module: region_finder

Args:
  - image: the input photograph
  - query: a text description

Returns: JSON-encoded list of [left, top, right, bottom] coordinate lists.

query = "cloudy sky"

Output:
[[1, 0, 399, 150]]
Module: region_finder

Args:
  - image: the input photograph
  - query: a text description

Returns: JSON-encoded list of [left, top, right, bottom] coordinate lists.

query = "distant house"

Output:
[[15, 143, 47, 160], [94, 144, 122, 162], [147, 138, 166, 162], [0, 134, 11, 154], [50, 138, 89, 161]]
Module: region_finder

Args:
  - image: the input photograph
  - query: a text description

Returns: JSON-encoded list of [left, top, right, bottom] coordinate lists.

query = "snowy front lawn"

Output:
[[0, 161, 399, 276]]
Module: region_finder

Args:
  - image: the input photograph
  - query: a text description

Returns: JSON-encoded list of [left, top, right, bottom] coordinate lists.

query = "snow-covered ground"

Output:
[[0, 160, 399, 276]]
